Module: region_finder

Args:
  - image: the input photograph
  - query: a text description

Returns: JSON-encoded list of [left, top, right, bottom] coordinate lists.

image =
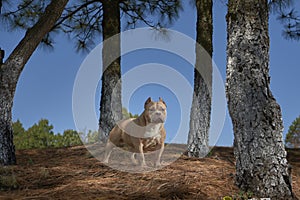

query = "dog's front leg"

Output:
[[138, 139, 147, 167], [154, 142, 164, 167]]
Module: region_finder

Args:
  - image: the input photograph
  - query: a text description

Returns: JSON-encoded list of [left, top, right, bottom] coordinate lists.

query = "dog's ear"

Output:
[[159, 97, 167, 107], [144, 97, 152, 108]]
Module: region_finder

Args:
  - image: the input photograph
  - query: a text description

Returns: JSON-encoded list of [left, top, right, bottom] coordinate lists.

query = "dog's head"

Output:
[[144, 97, 167, 124]]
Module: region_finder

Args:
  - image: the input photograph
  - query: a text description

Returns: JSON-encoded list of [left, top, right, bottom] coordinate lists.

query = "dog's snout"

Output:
[[155, 112, 161, 116]]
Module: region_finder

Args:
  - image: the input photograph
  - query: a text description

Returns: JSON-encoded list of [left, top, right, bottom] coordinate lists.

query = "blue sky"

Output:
[[1, 1, 300, 146]]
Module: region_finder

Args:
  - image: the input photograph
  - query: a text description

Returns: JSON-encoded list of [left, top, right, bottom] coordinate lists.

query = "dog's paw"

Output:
[[141, 162, 148, 168], [130, 153, 139, 165], [131, 158, 139, 165], [102, 158, 109, 164], [154, 162, 162, 168]]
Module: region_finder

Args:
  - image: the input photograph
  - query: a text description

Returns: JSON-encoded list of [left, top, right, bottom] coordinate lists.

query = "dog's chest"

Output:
[[144, 123, 161, 138], [143, 124, 162, 149]]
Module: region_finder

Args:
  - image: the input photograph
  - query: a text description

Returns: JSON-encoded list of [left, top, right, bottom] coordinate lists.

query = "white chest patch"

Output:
[[144, 123, 162, 138]]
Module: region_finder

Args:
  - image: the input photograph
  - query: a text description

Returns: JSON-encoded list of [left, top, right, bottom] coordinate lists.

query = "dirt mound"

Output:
[[0, 145, 299, 199]]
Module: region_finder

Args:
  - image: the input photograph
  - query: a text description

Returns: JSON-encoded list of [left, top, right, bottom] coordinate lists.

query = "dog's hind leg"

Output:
[[130, 153, 138, 165], [103, 140, 114, 164]]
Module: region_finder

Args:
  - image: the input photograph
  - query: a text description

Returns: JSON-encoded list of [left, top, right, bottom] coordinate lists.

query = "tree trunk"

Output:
[[0, 71, 15, 165], [0, 0, 68, 165], [226, 0, 295, 198], [98, 1, 122, 143], [187, 0, 213, 157]]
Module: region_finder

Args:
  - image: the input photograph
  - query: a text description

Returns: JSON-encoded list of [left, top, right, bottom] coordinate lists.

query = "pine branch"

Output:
[[3, 0, 35, 15], [120, 0, 182, 30], [269, 0, 300, 41], [2, 0, 182, 51], [281, 9, 300, 40], [52, 0, 99, 31]]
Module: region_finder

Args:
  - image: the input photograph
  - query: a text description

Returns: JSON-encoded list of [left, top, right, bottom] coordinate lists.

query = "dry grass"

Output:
[[0, 145, 299, 200]]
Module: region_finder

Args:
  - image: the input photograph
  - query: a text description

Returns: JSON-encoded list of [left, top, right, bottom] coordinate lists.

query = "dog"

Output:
[[103, 97, 167, 167]]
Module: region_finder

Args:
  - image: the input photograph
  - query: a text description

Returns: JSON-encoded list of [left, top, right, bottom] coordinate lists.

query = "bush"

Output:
[[13, 119, 85, 150]]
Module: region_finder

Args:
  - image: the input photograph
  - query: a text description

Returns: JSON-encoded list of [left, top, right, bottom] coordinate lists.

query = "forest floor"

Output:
[[0, 144, 299, 200]]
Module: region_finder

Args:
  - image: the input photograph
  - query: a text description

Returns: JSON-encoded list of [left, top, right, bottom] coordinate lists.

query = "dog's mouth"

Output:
[[151, 117, 165, 124]]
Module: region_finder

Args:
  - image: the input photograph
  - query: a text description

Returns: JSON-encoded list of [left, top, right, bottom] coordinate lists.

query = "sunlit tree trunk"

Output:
[[187, 0, 213, 157], [98, 1, 122, 143], [226, 0, 295, 198], [0, 0, 68, 165]]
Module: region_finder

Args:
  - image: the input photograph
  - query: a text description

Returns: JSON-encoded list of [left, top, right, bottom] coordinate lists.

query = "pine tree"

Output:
[[62, 129, 83, 147], [12, 120, 25, 137], [285, 116, 300, 148], [26, 119, 54, 148], [0, 0, 68, 165], [187, 0, 212, 158], [13, 119, 84, 149], [226, 0, 295, 198]]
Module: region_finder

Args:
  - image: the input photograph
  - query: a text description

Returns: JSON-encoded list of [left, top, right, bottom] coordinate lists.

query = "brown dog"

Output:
[[103, 97, 167, 167]]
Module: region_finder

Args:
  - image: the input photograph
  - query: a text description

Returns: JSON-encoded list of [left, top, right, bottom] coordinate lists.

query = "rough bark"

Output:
[[0, 0, 68, 165], [226, 0, 295, 198], [187, 0, 213, 157], [98, 1, 122, 143]]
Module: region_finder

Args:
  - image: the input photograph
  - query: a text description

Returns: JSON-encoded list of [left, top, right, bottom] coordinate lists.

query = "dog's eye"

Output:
[[149, 108, 155, 112], [159, 107, 165, 112]]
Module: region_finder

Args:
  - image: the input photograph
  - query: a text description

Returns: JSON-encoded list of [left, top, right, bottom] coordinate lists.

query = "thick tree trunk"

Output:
[[226, 0, 295, 198], [187, 0, 213, 157], [0, 67, 16, 165], [0, 0, 68, 165], [98, 1, 122, 143]]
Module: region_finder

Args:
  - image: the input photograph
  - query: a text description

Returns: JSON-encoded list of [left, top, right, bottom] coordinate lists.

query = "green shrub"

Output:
[[0, 167, 18, 190], [13, 119, 86, 150]]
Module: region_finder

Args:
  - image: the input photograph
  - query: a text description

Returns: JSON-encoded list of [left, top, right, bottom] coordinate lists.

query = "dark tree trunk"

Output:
[[226, 0, 295, 198], [98, 1, 122, 143], [0, 0, 68, 165], [187, 0, 213, 157], [0, 72, 15, 165]]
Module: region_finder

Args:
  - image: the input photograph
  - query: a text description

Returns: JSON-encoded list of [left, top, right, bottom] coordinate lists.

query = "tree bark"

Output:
[[98, 1, 122, 143], [187, 0, 213, 157], [226, 0, 295, 198], [0, 0, 68, 165]]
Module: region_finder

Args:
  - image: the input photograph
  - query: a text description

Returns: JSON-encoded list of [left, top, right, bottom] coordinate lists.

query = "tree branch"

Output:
[[52, 0, 99, 31], [5, 0, 69, 70]]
